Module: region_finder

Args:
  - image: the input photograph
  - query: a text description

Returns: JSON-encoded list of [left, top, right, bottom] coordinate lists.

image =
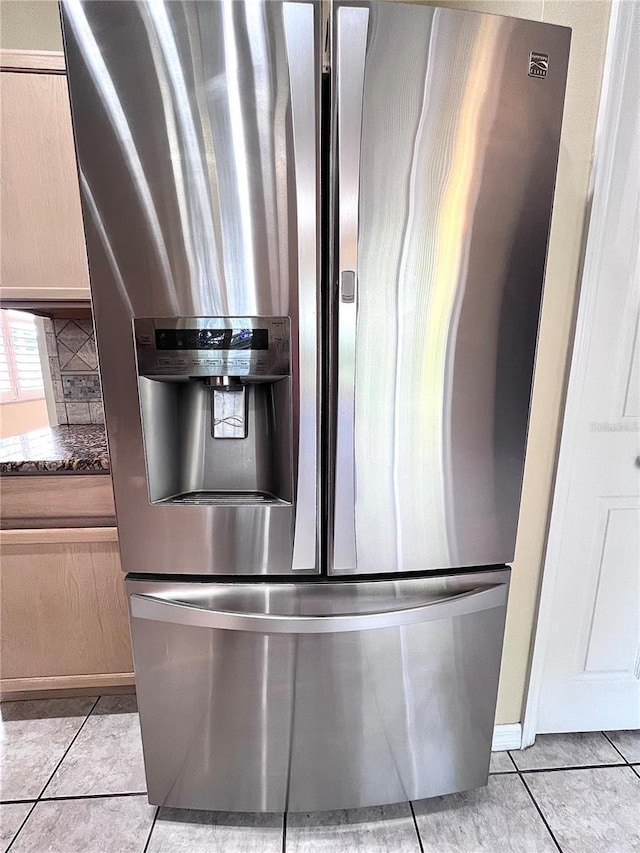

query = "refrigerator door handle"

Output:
[[334, 5, 369, 572], [283, 3, 319, 572], [130, 583, 507, 634]]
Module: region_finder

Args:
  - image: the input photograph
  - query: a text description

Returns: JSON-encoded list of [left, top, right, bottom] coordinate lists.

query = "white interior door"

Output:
[[528, 0, 640, 735]]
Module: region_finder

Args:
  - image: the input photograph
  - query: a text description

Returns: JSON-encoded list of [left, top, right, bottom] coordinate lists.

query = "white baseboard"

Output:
[[492, 723, 522, 751]]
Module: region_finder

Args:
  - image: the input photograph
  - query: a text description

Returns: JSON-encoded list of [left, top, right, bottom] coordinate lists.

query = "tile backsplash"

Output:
[[44, 318, 104, 425]]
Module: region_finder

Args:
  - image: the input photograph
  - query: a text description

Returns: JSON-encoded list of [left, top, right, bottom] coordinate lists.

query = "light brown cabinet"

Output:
[[0, 50, 90, 301], [0, 472, 134, 699], [0, 528, 134, 697]]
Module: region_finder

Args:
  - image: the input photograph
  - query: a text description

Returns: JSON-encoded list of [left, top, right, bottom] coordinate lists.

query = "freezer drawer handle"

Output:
[[130, 583, 507, 634]]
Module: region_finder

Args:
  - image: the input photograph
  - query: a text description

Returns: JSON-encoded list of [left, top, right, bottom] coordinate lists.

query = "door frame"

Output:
[[522, 0, 638, 747]]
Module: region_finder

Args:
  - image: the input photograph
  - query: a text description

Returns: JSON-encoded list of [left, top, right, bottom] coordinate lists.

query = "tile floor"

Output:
[[1, 695, 638, 852]]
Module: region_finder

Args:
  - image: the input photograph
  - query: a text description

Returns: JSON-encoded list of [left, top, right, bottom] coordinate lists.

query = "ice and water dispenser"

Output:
[[134, 318, 293, 506]]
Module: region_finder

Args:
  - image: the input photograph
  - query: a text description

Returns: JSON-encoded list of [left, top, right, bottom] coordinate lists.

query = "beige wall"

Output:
[[1, 0, 611, 724], [0, 398, 49, 439], [0, 0, 63, 52]]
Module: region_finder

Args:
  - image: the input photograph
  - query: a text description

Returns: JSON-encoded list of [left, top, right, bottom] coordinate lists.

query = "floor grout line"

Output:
[[512, 762, 630, 775], [1, 791, 147, 806], [39, 791, 148, 802], [34, 695, 101, 801], [409, 800, 425, 853], [142, 805, 160, 853], [0, 799, 37, 806], [506, 750, 519, 771], [602, 731, 631, 765], [518, 772, 564, 853], [5, 801, 38, 853]]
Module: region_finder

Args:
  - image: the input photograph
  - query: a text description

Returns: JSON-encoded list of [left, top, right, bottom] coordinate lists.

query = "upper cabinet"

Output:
[[0, 51, 90, 302]]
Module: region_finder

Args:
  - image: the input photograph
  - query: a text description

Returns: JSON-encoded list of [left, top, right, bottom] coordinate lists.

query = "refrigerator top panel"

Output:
[[330, 2, 570, 573], [61, 0, 321, 576]]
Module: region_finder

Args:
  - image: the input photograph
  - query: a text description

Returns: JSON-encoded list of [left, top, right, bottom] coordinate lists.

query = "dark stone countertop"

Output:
[[0, 425, 110, 474]]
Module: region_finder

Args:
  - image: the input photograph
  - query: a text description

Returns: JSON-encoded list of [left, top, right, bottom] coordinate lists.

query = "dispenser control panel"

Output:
[[134, 317, 290, 378], [155, 328, 269, 352]]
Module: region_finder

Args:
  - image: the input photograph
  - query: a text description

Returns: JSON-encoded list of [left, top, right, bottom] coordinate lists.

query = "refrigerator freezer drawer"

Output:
[[128, 569, 509, 812]]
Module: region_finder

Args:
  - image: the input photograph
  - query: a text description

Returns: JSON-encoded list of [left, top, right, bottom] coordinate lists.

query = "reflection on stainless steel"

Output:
[[65, 0, 177, 306], [62, 0, 321, 575], [128, 569, 509, 811], [331, 3, 570, 574]]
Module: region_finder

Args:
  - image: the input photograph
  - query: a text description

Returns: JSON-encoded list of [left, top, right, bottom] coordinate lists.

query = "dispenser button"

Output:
[[158, 357, 175, 367]]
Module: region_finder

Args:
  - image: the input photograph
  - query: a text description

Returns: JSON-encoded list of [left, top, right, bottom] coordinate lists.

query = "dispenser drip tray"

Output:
[[162, 490, 289, 506]]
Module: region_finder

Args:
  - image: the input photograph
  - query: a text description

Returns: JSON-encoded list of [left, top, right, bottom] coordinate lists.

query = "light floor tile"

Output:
[[147, 809, 283, 853], [525, 766, 640, 853], [0, 802, 34, 852], [286, 803, 420, 853], [605, 730, 640, 763], [489, 751, 517, 773], [9, 796, 155, 853], [509, 732, 621, 771], [0, 698, 96, 801], [43, 696, 146, 797], [414, 775, 556, 852]]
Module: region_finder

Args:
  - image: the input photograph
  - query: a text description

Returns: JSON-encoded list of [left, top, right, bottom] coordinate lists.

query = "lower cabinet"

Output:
[[0, 527, 134, 697]]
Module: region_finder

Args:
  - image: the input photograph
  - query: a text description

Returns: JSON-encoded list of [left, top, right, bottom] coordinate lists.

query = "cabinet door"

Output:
[[0, 529, 133, 689], [0, 70, 90, 299]]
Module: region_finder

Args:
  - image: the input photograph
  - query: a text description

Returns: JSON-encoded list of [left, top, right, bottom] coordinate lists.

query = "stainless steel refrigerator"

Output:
[[61, 0, 570, 812]]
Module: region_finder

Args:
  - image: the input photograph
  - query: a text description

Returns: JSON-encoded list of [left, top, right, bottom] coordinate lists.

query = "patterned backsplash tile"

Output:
[[62, 374, 102, 401], [44, 319, 104, 425]]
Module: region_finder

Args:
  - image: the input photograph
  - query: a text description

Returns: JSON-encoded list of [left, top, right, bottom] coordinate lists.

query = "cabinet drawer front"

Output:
[[1, 476, 115, 528]]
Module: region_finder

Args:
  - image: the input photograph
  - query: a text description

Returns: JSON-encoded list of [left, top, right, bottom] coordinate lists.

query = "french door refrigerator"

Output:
[[61, 0, 570, 812]]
